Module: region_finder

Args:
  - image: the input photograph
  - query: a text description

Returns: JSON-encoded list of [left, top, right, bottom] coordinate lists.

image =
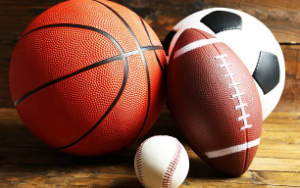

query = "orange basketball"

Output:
[[9, 0, 166, 156]]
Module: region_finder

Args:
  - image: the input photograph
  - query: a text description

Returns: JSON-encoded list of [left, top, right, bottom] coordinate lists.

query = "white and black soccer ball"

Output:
[[163, 8, 285, 120]]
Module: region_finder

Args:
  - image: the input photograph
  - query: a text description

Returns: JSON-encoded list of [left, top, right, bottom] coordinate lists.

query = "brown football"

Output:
[[167, 28, 263, 176]]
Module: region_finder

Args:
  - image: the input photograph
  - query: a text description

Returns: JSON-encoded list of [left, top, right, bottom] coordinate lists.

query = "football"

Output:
[[167, 28, 263, 176], [164, 8, 285, 120]]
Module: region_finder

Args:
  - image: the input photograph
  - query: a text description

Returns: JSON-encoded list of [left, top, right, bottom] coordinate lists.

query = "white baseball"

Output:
[[134, 135, 189, 188]]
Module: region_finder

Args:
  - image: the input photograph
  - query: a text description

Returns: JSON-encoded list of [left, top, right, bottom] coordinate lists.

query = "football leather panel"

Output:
[[167, 28, 262, 176], [253, 51, 280, 94], [201, 11, 242, 33]]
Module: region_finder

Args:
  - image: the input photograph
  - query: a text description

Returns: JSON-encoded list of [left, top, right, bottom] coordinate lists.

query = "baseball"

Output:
[[134, 135, 189, 188]]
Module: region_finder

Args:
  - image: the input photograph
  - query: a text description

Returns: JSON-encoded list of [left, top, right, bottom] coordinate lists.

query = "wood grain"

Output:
[[0, 0, 299, 43], [0, 102, 300, 187]]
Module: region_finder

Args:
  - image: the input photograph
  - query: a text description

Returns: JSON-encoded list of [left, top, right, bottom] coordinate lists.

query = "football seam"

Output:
[[172, 28, 258, 174], [214, 54, 252, 131], [170, 29, 230, 174], [210, 37, 251, 175], [173, 29, 253, 132], [209, 32, 256, 175]]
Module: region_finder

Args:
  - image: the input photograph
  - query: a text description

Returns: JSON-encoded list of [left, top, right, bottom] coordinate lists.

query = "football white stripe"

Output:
[[173, 38, 223, 59], [205, 137, 261, 158]]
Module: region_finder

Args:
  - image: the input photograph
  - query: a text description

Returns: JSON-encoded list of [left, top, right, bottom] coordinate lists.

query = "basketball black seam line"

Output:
[[16, 3, 160, 149], [93, 0, 151, 144], [187, 29, 243, 174], [14, 55, 120, 106], [140, 18, 166, 78], [55, 24, 128, 150], [12, 22, 159, 150], [14, 23, 163, 106], [57, 59, 128, 150], [14, 45, 162, 106]]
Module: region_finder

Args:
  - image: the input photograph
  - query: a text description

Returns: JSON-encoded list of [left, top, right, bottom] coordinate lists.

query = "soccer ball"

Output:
[[163, 8, 285, 120]]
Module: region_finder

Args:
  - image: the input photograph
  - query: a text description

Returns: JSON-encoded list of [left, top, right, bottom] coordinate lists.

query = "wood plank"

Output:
[[0, 0, 299, 42], [0, 165, 300, 187], [0, 102, 299, 187], [250, 157, 300, 172], [184, 171, 300, 187], [274, 101, 300, 112], [275, 45, 300, 103], [0, 145, 300, 187]]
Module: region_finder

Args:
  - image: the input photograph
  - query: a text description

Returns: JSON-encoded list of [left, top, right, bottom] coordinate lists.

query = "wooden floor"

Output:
[[0, 101, 299, 187]]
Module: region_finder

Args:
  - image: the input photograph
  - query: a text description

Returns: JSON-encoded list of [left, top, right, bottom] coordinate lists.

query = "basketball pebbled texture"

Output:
[[10, 0, 166, 156], [167, 28, 262, 176]]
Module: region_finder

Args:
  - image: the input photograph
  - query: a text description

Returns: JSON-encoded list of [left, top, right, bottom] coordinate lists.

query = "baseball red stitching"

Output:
[[162, 140, 182, 188], [136, 136, 160, 187], [136, 141, 146, 187]]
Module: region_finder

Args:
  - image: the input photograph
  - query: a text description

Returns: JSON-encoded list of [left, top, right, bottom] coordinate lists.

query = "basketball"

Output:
[[9, 0, 166, 156]]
